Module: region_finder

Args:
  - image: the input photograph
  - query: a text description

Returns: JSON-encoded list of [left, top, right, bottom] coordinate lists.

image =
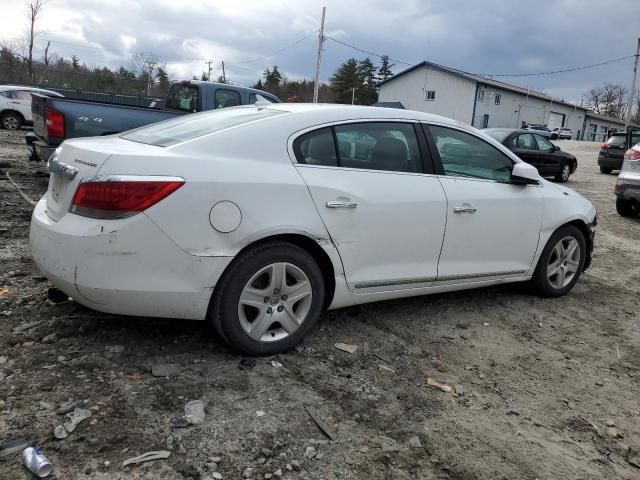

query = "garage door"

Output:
[[548, 111, 564, 130]]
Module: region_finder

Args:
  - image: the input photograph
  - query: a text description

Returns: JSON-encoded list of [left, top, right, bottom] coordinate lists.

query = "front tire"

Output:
[[530, 224, 586, 297], [599, 166, 612, 174], [616, 197, 638, 218], [554, 162, 571, 183], [1, 112, 22, 130], [210, 242, 325, 355]]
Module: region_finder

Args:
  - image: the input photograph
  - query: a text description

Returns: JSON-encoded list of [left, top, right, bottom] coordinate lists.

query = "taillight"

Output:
[[600, 143, 609, 150], [45, 108, 65, 139], [614, 184, 625, 194], [70, 177, 184, 219], [624, 148, 640, 160]]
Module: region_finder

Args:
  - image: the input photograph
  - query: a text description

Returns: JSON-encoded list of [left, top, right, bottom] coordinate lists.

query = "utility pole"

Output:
[[313, 6, 326, 103], [205, 61, 213, 81], [625, 37, 640, 131], [221, 60, 226, 83]]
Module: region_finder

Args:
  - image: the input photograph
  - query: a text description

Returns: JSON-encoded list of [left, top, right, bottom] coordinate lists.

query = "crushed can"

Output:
[[22, 447, 53, 478]]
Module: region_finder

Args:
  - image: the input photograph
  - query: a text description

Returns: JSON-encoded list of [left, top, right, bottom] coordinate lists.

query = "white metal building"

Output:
[[377, 61, 591, 137]]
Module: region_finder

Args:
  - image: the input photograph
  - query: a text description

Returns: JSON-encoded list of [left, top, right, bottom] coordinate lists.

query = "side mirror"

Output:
[[553, 145, 560, 152], [510, 162, 540, 185]]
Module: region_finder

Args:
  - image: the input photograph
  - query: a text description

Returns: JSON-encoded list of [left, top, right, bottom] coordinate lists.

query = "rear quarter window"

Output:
[[606, 135, 626, 146]]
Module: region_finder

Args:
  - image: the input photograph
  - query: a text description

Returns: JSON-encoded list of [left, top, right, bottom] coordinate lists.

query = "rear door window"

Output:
[[166, 84, 199, 112], [293, 128, 338, 167], [215, 89, 241, 109]]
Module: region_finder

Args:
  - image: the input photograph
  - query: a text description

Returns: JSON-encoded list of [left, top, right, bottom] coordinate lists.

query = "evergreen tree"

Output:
[[263, 65, 282, 93], [253, 79, 264, 90], [330, 58, 361, 104], [357, 57, 378, 105], [377, 55, 394, 81], [201, 71, 208, 81], [71, 54, 80, 71]]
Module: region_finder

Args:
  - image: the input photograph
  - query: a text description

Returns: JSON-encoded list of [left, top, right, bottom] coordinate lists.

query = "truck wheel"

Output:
[[616, 198, 638, 218], [599, 166, 612, 174], [1, 112, 22, 130]]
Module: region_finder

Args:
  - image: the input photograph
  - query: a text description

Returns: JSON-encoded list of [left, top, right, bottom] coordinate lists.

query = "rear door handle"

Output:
[[326, 200, 357, 209], [453, 206, 477, 214]]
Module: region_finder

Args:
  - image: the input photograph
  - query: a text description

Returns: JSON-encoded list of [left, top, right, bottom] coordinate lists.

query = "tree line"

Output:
[[583, 83, 640, 124]]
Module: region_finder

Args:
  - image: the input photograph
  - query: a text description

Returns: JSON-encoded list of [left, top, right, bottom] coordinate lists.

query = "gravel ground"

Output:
[[0, 131, 639, 480]]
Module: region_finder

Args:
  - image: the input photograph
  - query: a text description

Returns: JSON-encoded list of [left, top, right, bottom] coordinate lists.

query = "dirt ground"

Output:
[[1, 129, 639, 480]]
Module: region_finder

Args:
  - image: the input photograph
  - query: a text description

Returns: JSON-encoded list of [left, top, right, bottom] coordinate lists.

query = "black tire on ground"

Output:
[[616, 197, 638, 218], [554, 162, 570, 183], [529, 224, 586, 298], [209, 241, 325, 355], [599, 166, 613, 174], [1, 112, 23, 130]]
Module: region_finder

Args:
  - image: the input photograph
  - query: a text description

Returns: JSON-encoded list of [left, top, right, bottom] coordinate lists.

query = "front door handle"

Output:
[[326, 200, 357, 209], [453, 206, 477, 214]]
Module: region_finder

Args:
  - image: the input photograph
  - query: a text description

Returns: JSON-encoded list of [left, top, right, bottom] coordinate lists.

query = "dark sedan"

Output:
[[484, 128, 577, 182]]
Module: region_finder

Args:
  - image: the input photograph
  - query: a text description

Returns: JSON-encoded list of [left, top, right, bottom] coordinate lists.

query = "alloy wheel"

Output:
[[547, 236, 581, 289], [237, 262, 313, 342], [2, 115, 19, 130]]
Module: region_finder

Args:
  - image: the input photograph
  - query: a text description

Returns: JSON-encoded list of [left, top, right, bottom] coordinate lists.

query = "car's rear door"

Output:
[[12, 90, 35, 121], [424, 124, 543, 281], [532, 134, 562, 176], [510, 133, 543, 171], [293, 121, 447, 292]]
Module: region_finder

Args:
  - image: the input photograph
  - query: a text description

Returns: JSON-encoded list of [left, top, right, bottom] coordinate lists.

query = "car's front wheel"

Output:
[[616, 197, 639, 218], [210, 241, 325, 355], [530, 224, 586, 297], [1, 112, 22, 130], [554, 162, 571, 183]]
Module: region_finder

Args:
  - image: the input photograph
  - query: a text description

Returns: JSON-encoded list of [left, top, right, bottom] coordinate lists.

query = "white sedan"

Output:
[[30, 104, 596, 355]]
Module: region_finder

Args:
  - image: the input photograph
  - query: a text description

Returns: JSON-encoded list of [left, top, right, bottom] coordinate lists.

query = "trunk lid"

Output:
[[44, 136, 156, 221]]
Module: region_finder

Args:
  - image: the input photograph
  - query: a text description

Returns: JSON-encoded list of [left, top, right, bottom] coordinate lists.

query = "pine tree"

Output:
[[71, 54, 80, 71], [253, 79, 264, 90], [330, 58, 360, 104], [357, 57, 378, 105], [377, 55, 394, 81]]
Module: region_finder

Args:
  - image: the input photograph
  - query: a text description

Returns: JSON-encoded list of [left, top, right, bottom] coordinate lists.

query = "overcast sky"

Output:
[[1, 0, 639, 102]]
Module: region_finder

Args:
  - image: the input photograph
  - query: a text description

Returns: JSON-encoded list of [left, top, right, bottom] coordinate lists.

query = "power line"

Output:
[[324, 34, 637, 78], [234, 31, 317, 64]]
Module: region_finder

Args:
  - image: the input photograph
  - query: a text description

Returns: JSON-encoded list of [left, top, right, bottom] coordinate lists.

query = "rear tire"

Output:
[[209, 242, 325, 355], [616, 197, 638, 218], [529, 224, 586, 298], [554, 162, 570, 183], [599, 166, 612, 174], [1, 112, 22, 130]]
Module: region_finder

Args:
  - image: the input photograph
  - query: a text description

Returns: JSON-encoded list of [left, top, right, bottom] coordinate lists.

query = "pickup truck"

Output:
[[27, 80, 281, 161]]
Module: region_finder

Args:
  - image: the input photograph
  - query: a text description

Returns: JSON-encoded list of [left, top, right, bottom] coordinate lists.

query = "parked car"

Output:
[[484, 128, 577, 182], [552, 127, 573, 140], [598, 132, 628, 174], [30, 105, 596, 355], [615, 141, 640, 217], [0, 85, 62, 130], [27, 80, 280, 161], [523, 124, 558, 140]]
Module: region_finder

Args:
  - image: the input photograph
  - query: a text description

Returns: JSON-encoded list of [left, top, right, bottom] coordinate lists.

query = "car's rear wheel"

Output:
[[599, 166, 613, 174], [530, 224, 586, 297], [554, 162, 571, 183], [616, 197, 639, 218], [210, 242, 325, 355], [1, 112, 22, 130]]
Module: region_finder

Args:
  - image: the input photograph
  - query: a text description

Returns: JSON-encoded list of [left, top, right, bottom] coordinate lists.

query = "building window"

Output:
[[494, 94, 501, 105], [477, 90, 484, 102], [425, 90, 435, 101]]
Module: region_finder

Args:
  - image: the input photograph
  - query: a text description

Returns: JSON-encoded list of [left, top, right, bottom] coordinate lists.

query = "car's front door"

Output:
[[293, 122, 447, 292], [425, 124, 543, 282], [532, 134, 562, 176]]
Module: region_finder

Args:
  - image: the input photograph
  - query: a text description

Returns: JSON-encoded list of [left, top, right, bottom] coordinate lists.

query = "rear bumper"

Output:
[[30, 198, 233, 320], [597, 155, 623, 169], [26, 138, 56, 162]]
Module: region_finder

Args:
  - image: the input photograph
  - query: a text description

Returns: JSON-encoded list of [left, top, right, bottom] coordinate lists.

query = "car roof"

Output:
[[0, 84, 61, 95]]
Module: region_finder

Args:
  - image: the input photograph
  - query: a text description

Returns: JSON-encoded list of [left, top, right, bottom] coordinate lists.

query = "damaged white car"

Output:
[[30, 104, 596, 355]]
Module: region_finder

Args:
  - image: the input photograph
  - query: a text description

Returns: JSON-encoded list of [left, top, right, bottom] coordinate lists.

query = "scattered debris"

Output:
[[270, 360, 283, 368], [56, 400, 88, 415], [304, 446, 317, 459], [54, 407, 92, 439], [40, 333, 57, 344], [171, 416, 191, 429], [22, 447, 53, 478], [291, 460, 301, 471], [0, 435, 36, 459], [408, 436, 422, 449], [305, 405, 337, 440], [151, 363, 181, 377], [425, 378, 459, 397], [606, 419, 615, 427], [256, 410, 266, 417], [626, 447, 640, 469], [238, 358, 256, 370], [185, 400, 205, 425], [334, 343, 358, 354], [377, 364, 395, 375], [508, 408, 521, 416], [122, 450, 171, 468]]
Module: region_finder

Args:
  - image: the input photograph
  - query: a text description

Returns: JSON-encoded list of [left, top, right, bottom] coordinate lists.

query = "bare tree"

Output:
[[27, 0, 47, 82], [584, 87, 603, 114], [584, 83, 628, 119], [133, 52, 161, 95]]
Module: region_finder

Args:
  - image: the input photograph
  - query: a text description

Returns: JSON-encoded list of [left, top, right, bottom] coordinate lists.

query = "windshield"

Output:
[[483, 130, 511, 142], [122, 107, 287, 147], [166, 84, 199, 112]]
